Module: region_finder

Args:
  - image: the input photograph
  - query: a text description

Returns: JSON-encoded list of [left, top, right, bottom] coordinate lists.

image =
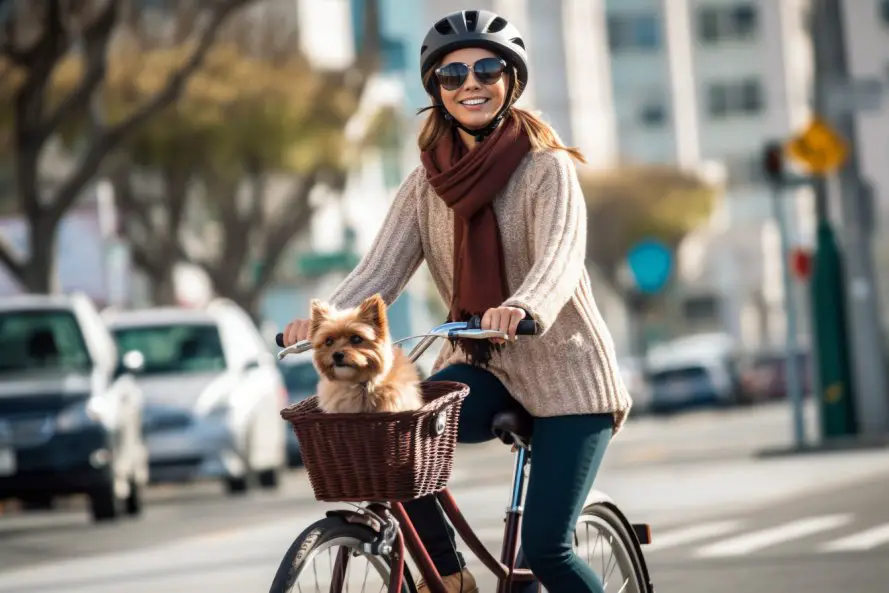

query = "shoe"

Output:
[[416, 568, 479, 593]]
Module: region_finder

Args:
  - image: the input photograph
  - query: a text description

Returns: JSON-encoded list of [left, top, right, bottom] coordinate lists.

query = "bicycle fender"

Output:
[[325, 509, 383, 533]]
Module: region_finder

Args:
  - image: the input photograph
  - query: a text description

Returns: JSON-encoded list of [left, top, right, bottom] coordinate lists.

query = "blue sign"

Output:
[[626, 239, 673, 294]]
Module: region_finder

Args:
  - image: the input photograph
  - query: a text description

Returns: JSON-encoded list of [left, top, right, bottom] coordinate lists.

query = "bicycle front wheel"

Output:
[[574, 503, 652, 593], [269, 516, 414, 593]]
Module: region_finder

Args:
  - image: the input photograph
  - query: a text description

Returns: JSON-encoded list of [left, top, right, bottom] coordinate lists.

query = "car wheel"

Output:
[[125, 476, 143, 517], [21, 496, 54, 511], [225, 475, 249, 495], [90, 482, 120, 522], [258, 468, 279, 490]]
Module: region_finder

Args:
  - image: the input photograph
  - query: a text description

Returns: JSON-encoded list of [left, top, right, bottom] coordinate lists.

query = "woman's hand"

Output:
[[282, 318, 311, 347], [481, 306, 527, 344]]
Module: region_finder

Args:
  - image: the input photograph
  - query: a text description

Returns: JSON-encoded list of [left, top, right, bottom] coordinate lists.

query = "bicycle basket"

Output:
[[280, 380, 469, 502]]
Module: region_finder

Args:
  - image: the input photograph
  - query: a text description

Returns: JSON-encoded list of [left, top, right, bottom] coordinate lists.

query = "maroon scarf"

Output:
[[420, 115, 532, 366]]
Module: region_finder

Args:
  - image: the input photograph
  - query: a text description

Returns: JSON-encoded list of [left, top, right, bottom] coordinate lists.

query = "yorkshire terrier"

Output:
[[309, 293, 424, 414]]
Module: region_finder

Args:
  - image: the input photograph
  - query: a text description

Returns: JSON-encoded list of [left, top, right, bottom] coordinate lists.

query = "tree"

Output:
[[105, 3, 391, 316], [0, 0, 257, 293], [579, 164, 719, 295]]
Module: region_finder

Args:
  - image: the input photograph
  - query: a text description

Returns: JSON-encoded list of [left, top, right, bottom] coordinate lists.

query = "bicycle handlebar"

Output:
[[275, 315, 538, 362]]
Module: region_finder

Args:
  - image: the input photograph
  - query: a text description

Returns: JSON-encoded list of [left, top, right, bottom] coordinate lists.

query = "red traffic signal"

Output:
[[790, 248, 813, 281], [762, 141, 785, 184]]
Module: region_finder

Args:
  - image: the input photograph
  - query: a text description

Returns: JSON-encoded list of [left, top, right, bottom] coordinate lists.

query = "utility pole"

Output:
[[763, 142, 807, 448], [811, 0, 889, 438]]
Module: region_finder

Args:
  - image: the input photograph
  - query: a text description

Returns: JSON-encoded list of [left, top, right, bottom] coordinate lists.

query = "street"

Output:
[[1, 400, 888, 592]]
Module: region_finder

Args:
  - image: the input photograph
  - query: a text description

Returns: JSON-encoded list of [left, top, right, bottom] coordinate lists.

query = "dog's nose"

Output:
[[333, 351, 345, 363]]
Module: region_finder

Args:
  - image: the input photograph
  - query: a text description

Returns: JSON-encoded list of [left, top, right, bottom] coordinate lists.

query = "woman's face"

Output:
[[436, 47, 509, 131]]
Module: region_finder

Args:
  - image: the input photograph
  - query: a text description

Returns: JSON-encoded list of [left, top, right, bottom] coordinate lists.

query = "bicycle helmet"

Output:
[[420, 9, 529, 141]]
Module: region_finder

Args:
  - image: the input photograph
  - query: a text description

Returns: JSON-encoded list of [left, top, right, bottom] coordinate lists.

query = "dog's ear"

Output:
[[309, 299, 332, 338], [357, 293, 387, 336]]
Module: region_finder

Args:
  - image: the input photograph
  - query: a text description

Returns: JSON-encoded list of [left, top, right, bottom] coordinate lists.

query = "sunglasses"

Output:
[[435, 57, 508, 91]]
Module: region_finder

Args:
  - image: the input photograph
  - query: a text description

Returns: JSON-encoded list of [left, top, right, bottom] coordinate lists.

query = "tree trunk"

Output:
[[150, 272, 177, 306], [20, 210, 60, 294]]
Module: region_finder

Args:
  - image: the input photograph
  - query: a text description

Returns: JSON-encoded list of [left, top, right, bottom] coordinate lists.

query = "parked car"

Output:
[[103, 299, 287, 495], [0, 293, 148, 522], [276, 353, 318, 466], [740, 348, 812, 403], [645, 333, 747, 414]]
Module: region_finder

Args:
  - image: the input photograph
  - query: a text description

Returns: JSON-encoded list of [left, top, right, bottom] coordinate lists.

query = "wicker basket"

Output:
[[280, 380, 470, 502]]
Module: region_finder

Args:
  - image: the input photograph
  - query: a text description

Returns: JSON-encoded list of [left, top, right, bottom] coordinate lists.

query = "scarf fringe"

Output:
[[448, 310, 503, 368]]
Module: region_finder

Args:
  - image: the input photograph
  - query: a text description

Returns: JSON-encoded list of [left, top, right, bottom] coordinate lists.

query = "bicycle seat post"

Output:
[[498, 444, 530, 591]]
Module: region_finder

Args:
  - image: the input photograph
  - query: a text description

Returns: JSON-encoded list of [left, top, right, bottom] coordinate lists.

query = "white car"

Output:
[[103, 299, 288, 495]]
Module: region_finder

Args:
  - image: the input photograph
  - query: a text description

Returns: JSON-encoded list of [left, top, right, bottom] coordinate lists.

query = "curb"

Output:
[[756, 435, 889, 458]]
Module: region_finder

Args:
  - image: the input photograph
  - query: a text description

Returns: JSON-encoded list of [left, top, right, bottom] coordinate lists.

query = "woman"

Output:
[[282, 9, 632, 593]]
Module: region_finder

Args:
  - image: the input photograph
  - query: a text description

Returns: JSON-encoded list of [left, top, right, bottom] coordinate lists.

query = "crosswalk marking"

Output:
[[694, 514, 853, 558], [460, 514, 889, 562], [645, 520, 743, 551], [819, 522, 889, 552]]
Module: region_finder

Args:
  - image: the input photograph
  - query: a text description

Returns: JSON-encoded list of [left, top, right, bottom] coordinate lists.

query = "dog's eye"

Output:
[[350, 335, 363, 345], [324, 337, 334, 347]]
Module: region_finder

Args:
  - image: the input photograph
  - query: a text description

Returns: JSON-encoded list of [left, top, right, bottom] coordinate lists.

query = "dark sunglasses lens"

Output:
[[437, 63, 469, 90], [474, 58, 506, 85]]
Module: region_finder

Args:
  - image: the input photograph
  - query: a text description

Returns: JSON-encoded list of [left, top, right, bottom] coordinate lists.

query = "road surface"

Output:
[[1, 400, 888, 593]]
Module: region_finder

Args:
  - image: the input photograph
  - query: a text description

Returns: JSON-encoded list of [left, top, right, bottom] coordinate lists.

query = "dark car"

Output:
[[277, 357, 318, 466], [741, 349, 812, 403], [0, 294, 148, 522]]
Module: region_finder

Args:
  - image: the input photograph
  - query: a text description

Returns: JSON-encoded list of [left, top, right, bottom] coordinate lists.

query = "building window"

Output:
[[708, 85, 729, 117], [639, 102, 667, 127], [698, 3, 759, 43], [608, 13, 662, 52], [707, 78, 765, 118]]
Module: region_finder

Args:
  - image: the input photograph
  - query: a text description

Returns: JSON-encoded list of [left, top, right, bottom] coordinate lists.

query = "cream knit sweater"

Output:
[[328, 149, 633, 434]]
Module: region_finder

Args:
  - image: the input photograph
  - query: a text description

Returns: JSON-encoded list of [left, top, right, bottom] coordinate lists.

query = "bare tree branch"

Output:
[[246, 167, 329, 297], [0, 235, 24, 282], [48, 0, 256, 222], [36, 0, 117, 141]]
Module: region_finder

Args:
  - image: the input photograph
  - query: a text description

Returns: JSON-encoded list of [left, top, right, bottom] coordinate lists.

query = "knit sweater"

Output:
[[327, 148, 633, 434]]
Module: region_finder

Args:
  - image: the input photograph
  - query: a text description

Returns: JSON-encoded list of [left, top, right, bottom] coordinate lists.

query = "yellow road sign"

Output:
[[786, 116, 849, 175]]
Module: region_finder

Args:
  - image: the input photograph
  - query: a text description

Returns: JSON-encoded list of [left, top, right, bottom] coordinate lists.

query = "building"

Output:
[[840, 0, 889, 329], [607, 0, 816, 351]]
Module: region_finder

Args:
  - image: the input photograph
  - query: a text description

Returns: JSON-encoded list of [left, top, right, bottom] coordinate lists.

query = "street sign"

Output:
[[626, 239, 673, 295], [786, 116, 849, 175], [827, 78, 884, 115]]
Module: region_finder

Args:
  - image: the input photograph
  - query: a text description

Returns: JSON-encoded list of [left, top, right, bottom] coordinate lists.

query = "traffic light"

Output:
[[762, 140, 785, 185]]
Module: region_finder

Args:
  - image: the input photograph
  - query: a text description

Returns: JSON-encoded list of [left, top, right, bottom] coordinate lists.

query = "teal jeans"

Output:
[[403, 363, 613, 593]]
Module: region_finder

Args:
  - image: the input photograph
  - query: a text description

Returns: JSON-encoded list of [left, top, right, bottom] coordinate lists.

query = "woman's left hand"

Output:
[[481, 306, 527, 344]]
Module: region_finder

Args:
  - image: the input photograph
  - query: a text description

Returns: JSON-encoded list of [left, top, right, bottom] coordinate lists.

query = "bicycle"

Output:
[[271, 318, 656, 593]]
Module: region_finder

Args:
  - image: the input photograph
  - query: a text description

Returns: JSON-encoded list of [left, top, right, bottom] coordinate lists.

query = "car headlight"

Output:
[[56, 398, 112, 432]]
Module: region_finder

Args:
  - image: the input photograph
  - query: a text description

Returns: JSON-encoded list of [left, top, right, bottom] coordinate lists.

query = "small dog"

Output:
[[309, 293, 424, 414]]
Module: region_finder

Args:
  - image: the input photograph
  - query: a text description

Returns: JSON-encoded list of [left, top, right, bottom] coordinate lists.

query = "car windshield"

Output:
[[279, 362, 318, 394], [112, 323, 226, 375], [0, 309, 92, 374]]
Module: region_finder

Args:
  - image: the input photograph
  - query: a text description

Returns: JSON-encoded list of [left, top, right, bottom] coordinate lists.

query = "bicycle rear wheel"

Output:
[[573, 503, 652, 593], [270, 516, 414, 593]]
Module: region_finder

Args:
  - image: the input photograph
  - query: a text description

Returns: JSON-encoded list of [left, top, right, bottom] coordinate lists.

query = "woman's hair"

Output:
[[418, 66, 587, 164]]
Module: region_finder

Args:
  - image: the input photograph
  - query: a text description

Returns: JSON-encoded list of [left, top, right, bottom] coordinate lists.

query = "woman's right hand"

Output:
[[282, 318, 311, 347]]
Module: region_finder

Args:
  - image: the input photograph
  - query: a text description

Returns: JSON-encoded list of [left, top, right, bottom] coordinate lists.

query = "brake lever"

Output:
[[277, 340, 313, 360]]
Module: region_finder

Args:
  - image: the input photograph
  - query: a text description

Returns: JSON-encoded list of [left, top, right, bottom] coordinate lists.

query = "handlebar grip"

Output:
[[516, 319, 539, 336], [275, 333, 285, 347], [466, 315, 538, 336]]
